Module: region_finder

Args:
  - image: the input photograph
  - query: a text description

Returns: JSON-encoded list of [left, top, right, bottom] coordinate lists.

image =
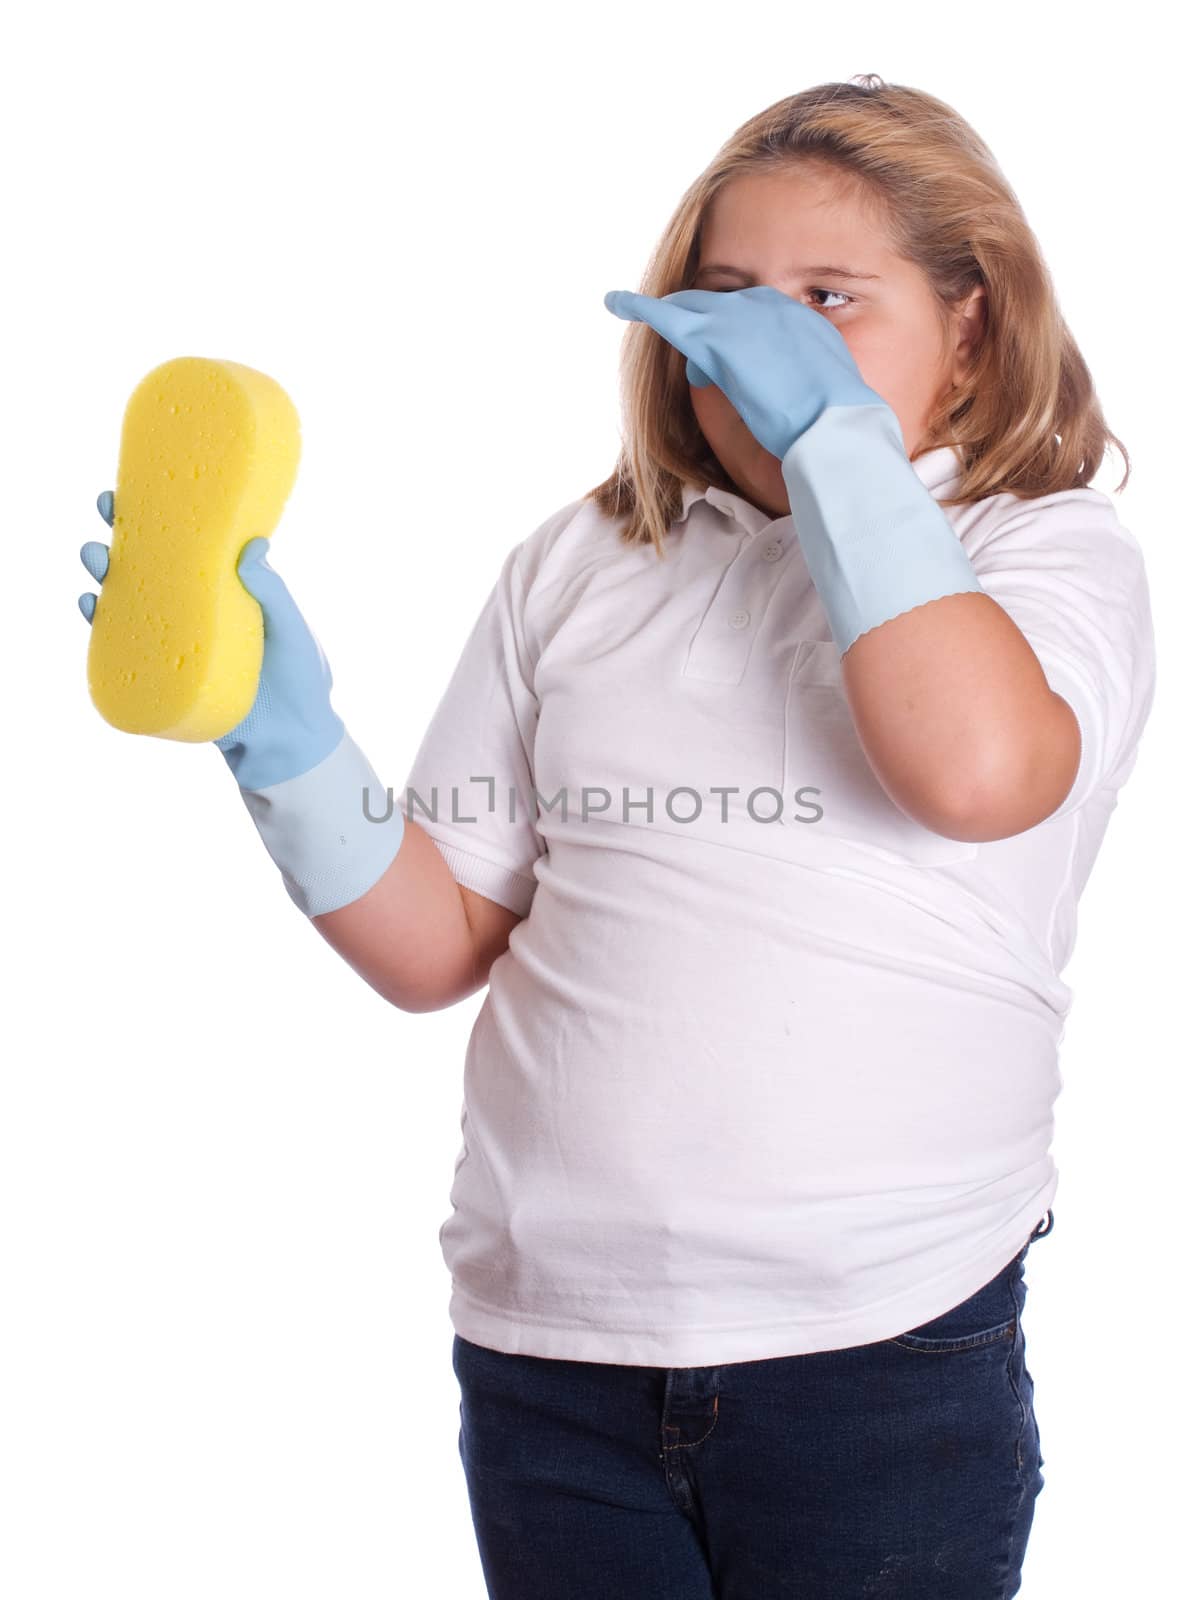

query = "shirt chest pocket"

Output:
[[782, 640, 978, 868]]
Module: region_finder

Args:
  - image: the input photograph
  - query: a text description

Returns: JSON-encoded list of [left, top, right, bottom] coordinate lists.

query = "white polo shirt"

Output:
[[396, 444, 1156, 1365]]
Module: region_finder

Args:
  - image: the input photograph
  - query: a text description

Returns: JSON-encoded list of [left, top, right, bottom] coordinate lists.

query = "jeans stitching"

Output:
[[886, 1321, 1015, 1354], [661, 1392, 720, 1452]]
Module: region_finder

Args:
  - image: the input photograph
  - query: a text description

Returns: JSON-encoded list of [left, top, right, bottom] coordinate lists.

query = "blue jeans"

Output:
[[451, 1210, 1054, 1599]]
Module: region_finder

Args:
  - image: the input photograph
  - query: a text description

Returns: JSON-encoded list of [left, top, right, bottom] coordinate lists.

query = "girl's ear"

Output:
[[950, 285, 987, 386]]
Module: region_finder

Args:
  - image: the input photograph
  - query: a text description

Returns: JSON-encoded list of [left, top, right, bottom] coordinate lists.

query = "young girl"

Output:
[[79, 74, 1156, 1600]]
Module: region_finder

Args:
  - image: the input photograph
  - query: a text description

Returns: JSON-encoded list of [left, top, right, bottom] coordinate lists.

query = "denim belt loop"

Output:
[[1031, 1209, 1054, 1241]]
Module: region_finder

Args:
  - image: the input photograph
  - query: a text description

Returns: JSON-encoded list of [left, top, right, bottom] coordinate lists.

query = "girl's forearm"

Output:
[[310, 819, 488, 1013], [840, 590, 1081, 842]]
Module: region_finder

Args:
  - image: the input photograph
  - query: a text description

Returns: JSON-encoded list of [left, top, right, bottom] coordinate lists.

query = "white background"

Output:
[[4, 1, 1172, 1594]]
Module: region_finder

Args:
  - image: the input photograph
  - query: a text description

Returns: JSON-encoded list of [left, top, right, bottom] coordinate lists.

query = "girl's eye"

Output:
[[693, 282, 853, 311]]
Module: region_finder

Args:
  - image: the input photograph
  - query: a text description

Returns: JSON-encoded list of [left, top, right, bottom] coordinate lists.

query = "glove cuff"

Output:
[[781, 405, 983, 655], [235, 729, 405, 916]]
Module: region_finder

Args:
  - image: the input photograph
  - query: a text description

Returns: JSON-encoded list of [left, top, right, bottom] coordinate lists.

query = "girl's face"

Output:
[[687, 165, 984, 519]]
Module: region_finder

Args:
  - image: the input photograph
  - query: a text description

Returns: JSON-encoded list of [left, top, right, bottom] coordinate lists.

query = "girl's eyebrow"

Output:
[[696, 262, 882, 281]]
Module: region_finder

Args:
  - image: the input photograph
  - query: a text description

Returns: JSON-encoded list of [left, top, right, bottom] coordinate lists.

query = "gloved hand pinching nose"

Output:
[[603, 284, 892, 462]]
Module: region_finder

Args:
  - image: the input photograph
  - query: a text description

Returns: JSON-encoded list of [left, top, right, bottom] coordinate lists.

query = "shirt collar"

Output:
[[673, 442, 964, 536]]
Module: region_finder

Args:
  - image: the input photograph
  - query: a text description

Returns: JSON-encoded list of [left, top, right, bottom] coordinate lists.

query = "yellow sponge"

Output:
[[87, 356, 301, 741]]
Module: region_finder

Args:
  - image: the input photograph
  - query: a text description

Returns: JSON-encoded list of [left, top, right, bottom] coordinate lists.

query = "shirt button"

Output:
[[729, 610, 750, 630], [762, 540, 784, 562]]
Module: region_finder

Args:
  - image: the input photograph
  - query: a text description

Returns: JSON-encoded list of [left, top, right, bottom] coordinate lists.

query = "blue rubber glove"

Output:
[[208, 537, 347, 790], [79, 491, 404, 915], [605, 285, 879, 460], [604, 285, 983, 655]]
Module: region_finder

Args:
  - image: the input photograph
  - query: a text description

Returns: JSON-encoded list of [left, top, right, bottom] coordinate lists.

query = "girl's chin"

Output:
[[734, 456, 792, 516], [703, 426, 791, 512]]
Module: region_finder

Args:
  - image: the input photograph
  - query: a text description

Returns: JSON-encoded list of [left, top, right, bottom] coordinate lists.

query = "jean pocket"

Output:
[[783, 640, 980, 867], [886, 1258, 1018, 1353]]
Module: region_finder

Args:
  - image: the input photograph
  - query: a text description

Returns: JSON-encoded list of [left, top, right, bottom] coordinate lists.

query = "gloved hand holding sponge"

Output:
[[78, 357, 404, 917]]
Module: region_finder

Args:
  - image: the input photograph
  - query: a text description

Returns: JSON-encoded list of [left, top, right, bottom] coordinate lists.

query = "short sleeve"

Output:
[[968, 487, 1157, 824], [395, 501, 582, 916]]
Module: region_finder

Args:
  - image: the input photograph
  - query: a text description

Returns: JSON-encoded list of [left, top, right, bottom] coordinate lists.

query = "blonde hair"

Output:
[[585, 74, 1129, 557]]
